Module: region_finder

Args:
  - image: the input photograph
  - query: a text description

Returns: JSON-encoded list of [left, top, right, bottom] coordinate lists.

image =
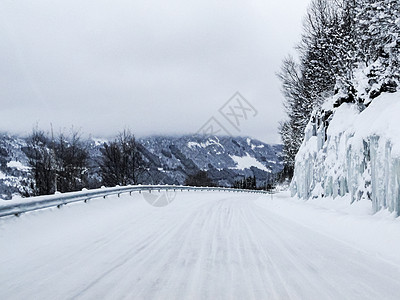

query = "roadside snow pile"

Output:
[[291, 91, 400, 215], [255, 191, 400, 266]]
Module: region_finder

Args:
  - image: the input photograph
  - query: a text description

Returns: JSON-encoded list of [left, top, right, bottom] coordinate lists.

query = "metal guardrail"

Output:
[[0, 185, 271, 218]]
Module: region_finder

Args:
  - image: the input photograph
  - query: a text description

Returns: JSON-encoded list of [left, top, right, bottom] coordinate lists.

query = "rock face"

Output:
[[291, 92, 400, 215], [0, 134, 283, 199]]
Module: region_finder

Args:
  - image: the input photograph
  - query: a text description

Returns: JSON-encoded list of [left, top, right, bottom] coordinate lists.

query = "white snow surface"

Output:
[[246, 137, 265, 150], [6, 160, 30, 171], [1, 191, 400, 299], [92, 138, 108, 146], [230, 153, 270, 172], [187, 137, 224, 150], [325, 93, 400, 155]]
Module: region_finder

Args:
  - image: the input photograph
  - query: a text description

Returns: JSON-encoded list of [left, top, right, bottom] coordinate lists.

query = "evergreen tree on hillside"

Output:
[[299, 0, 339, 102], [184, 170, 216, 187], [355, 0, 400, 99], [232, 175, 257, 190], [333, 0, 358, 92]]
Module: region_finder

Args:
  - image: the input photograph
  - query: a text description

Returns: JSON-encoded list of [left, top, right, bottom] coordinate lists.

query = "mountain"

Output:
[[0, 134, 283, 200], [136, 135, 283, 187]]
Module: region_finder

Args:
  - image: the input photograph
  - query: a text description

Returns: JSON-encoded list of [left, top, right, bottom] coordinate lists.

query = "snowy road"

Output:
[[1, 192, 400, 299]]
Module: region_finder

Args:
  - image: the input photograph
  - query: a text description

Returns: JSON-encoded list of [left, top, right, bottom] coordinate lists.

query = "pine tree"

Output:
[[298, 0, 340, 102], [355, 0, 400, 99], [185, 170, 216, 187]]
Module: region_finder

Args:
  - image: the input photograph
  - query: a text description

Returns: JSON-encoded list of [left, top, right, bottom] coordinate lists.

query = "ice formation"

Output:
[[291, 92, 400, 215]]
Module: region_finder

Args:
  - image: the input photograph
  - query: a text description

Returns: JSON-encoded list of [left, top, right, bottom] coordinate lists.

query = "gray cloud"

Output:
[[0, 0, 310, 143]]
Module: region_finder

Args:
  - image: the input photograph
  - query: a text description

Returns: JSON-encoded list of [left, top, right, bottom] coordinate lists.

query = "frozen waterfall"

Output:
[[291, 92, 400, 215]]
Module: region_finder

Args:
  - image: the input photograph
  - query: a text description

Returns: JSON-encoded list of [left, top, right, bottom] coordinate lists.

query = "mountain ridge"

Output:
[[0, 134, 283, 199]]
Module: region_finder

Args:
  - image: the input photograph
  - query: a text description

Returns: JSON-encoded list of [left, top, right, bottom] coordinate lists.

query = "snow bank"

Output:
[[292, 92, 400, 215], [255, 192, 400, 266]]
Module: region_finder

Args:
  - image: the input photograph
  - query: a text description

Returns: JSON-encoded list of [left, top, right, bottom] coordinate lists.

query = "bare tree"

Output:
[[55, 129, 89, 193], [23, 128, 55, 196], [99, 130, 140, 187]]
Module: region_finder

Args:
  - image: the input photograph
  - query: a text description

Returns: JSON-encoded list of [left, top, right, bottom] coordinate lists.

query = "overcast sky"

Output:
[[0, 0, 310, 143]]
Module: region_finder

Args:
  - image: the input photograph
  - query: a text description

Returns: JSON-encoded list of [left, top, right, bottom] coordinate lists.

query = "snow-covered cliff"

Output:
[[291, 92, 400, 215]]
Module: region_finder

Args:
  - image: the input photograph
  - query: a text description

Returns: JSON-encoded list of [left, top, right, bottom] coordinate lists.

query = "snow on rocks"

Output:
[[292, 91, 400, 215], [229, 153, 271, 172]]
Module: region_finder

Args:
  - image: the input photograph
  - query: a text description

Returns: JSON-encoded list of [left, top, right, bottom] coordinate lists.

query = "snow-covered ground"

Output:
[[1, 191, 400, 299]]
